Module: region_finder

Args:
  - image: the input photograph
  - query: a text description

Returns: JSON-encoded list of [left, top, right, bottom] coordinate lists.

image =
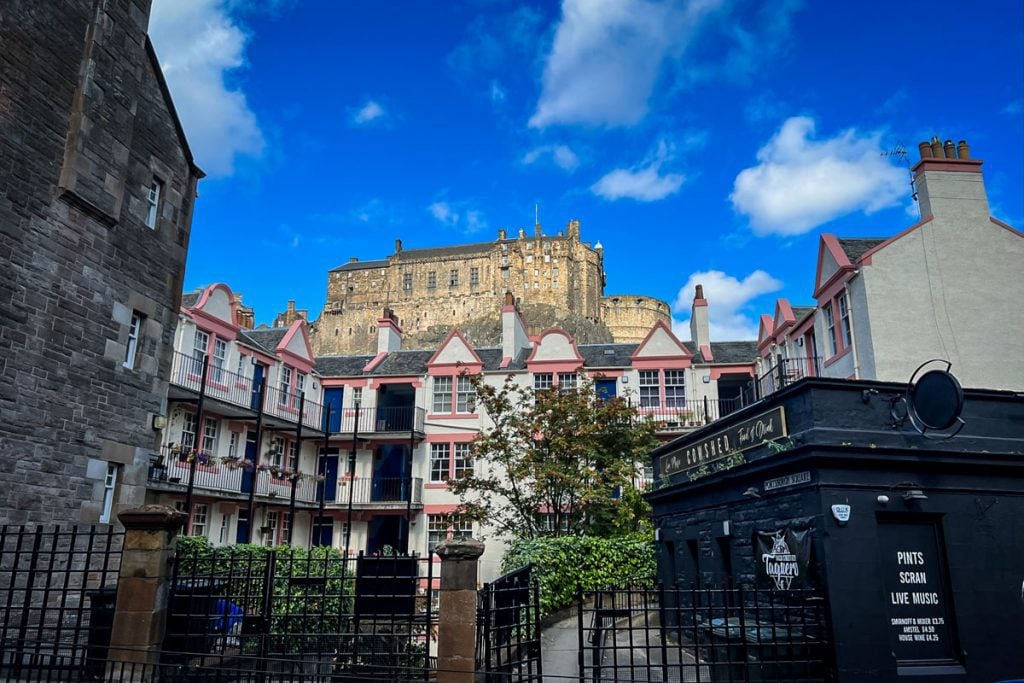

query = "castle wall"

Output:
[[601, 295, 672, 343]]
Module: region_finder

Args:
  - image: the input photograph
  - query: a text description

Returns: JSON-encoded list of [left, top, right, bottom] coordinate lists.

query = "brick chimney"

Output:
[[689, 284, 711, 349], [377, 308, 402, 354], [500, 291, 530, 367], [913, 136, 989, 220]]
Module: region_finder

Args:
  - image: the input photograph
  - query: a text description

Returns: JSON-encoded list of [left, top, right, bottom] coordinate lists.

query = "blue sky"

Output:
[[150, 0, 1023, 341]]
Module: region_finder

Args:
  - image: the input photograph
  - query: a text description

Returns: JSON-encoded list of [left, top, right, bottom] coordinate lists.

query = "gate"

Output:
[[162, 545, 437, 681], [476, 564, 543, 683], [0, 525, 123, 681], [578, 584, 832, 682]]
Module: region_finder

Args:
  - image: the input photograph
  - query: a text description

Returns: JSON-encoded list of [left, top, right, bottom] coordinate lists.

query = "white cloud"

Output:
[[730, 116, 907, 236], [149, 0, 264, 177], [672, 270, 783, 341], [428, 201, 488, 234], [522, 144, 580, 171], [591, 140, 684, 201], [352, 100, 386, 125], [530, 0, 719, 128], [490, 81, 507, 104]]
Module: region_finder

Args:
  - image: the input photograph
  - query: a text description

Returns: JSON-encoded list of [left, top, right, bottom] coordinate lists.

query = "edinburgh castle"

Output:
[[299, 219, 671, 355]]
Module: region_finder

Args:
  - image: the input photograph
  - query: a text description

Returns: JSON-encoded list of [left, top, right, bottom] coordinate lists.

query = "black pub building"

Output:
[[647, 377, 1023, 681]]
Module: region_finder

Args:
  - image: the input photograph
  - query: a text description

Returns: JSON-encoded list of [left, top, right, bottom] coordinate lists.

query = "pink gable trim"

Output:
[[757, 314, 774, 351], [362, 352, 388, 373], [278, 320, 315, 361], [426, 329, 484, 374], [631, 357, 691, 370], [991, 216, 1024, 237], [857, 216, 934, 266], [191, 283, 238, 321], [189, 308, 240, 342], [699, 344, 713, 361], [499, 356, 512, 369], [629, 320, 691, 362], [813, 234, 856, 298], [773, 299, 795, 332], [526, 328, 585, 365]]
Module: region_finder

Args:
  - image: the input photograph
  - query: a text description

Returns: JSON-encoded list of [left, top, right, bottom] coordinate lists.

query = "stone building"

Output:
[[308, 219, 670, 355], [0, 1, 202, 525]]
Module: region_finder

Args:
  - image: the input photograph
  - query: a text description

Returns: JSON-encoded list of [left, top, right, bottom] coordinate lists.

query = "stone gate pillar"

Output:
[[107, 505, 186, 679], [435, 538, 485, 683]]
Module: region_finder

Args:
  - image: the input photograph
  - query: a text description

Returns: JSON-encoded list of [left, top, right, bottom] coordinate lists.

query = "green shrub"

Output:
[[501, 533, 656, 618]]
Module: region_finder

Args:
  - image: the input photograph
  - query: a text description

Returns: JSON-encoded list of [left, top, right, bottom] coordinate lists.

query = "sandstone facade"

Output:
[[308, 220, 669, 354], [0, 1, 202, 525]]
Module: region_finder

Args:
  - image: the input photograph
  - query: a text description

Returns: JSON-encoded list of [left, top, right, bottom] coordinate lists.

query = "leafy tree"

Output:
[[448, 372, 660, 541]]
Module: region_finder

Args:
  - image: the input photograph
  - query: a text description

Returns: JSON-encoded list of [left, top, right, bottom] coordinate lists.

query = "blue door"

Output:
[[595, 379, 617, 401], [322, 455, 339, 502], [372, 446, 406, 501], [251, 363, 266, 410], [323, 388, 343, 432]]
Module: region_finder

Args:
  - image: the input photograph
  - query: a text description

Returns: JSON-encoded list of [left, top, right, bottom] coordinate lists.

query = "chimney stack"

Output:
[[690, 284, 711, 351], [395, 239, 402, 254], [913, 135, 988, 219], [376, 307, 402, 354], [498, 228, 506, 240], [501, 291, 530, 367]]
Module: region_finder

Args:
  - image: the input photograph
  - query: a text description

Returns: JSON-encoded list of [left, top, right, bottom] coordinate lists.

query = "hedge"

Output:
[[500, 534, 656, 618]]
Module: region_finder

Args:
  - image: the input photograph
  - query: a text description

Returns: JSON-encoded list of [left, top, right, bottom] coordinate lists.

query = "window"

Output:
[[432, 376, 452, 413], [228, 432, 239, 459], [236, 354, 246, 380], [838, 292, 852, 348], [403, 272, 413, 291], [469, 267, 479, 286], [453, 443, 472, 479], [192, 330, 209, 374], [452, 516, 473, 540], [281, 512, 291, 544], [145, 178, 162, 229], [191, 503, 208, 537], [449, 269, 459, 287], [264, 511, 278, 546], [427, 515, 446, 554], [279, 366, 292, 405], [664, 371, 686, 408], [557, 373, 577, 392], [219, 514, 232, 544], [296, 373, 306, 401], [287, 440, 298, 470], [181, 412, 197, 451], [123, 313, 142, 369], [430, 443, 450, 482], [534, 373, 553, 392], [211, 338, 227, 383], [526, 254, 533, 263], [202, 419, 219, 455], [351, 386, 363, 406], [824, 302, 838, 356], [99, 463, 118, 523], [639, 371, 660, 408], [427, 271, 437, 289], [456, 376, 475, 413], [269, 437, 285, 468]]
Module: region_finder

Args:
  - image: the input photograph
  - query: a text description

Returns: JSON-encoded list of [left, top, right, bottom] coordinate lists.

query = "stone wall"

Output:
[[0, 1, 200, 524], [600, 295, 672, 343]]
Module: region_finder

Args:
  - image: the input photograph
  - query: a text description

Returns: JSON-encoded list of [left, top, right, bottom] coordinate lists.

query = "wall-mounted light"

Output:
[[702, 375, 711, 384], [152, 415, 168, 430], [743, 487, 762, 499], [902, 489, 928, 502]]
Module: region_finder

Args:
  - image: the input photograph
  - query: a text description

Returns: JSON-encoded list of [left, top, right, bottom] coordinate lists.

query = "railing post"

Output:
[[246, 377, 268, 544], [436, 538, 485, 683], [106, 505, 186, 680]]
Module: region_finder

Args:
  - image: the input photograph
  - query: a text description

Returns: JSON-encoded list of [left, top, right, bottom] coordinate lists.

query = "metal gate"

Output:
[[477, 564, 543, 683], [163, 546, 437, 681], [0, 525, 124, 681], [578, 584, 833, 682]]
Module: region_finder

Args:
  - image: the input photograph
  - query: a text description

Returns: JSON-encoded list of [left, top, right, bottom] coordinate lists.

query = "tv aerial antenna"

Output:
[[882, 143, 919, 205]]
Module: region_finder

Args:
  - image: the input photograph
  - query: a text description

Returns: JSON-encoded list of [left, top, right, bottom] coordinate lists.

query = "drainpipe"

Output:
[[183, 357, 209, 531]]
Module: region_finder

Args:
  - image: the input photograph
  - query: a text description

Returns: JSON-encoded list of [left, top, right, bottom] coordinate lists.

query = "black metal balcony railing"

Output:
[[148, 445, 319, 503], [637, 397, 745, 431], [756, 356, 821, 398], [332, 477, 423, 506], [169, 350, 327, 431], [334, 406, 426, 435]]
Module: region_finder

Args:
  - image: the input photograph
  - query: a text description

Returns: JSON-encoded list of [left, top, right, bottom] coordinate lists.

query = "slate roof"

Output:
[[838, 237, 885, 263], [579, 343, 638, 367], [180, 291, 200, 308], [792, 306, 816, 326], [314, 355, 375, 376], [702, 341, 759, 365], [239, 328, 287, 356], [330, 259, 390, 273]]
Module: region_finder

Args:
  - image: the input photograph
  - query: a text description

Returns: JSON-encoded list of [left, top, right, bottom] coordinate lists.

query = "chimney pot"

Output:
[[930, 137, 943, 159], [943, 140, 956, 158], [918, 141, 933, 159], [695, 284, 704, 300], [956, 140, 970, 160]]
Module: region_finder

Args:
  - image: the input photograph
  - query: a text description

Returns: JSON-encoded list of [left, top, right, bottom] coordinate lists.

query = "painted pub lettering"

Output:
[[659, 406, 788, 478]]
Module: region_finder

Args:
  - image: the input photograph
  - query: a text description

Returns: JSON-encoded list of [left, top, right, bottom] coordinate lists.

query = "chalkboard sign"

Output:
[[878, 519, 960, 665]]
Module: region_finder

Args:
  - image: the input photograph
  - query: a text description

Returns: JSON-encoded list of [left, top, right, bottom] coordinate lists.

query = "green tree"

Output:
[[448, 372, 660, 541]]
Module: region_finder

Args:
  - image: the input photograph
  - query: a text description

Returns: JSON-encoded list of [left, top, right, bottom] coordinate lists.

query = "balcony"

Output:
[[148, 446, 320, 504], [755, 356, 821, 398], [333, 406, 425, 437], [638, 398, 745, 433], [330, 477, 423, 508], [168, 351, 326, 431]]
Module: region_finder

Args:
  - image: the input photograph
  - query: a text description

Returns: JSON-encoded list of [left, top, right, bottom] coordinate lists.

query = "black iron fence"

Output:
[[0, 525, 123, 681], [755, 357, 821, 399], [477, 564, 543, 683], [639, 398, 745, 432], [164, 544, 437, 681], [578, 584, 831, 682]]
